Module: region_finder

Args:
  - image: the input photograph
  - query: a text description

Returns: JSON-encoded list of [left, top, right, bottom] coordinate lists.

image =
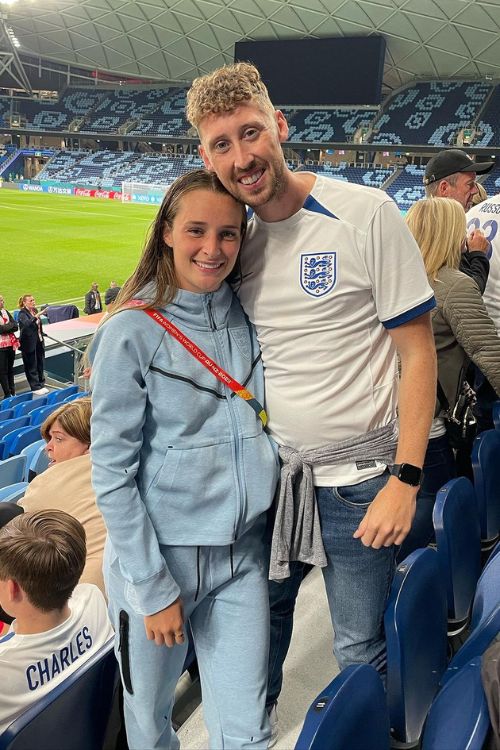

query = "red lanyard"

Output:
[[143, 308, 267, 427]]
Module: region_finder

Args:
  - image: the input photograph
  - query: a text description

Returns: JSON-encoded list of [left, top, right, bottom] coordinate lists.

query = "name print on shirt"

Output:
[[25, 626, 93, 691]]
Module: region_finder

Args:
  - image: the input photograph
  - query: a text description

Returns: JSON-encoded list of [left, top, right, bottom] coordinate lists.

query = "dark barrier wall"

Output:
[[234, 36, 386, 106]]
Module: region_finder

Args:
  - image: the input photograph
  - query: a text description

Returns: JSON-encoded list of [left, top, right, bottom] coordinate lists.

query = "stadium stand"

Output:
[[80, 87, 168, 133], [282, 107, 378, 143], [369, 81, 492, 146], [385, 165, 426, 210], [127, 87, 190, 137], [476, 85, 500, 147], [309, 162, 396, 188]]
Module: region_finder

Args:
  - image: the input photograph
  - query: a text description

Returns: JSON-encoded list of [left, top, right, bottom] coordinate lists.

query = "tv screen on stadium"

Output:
[[234, 36, 386, 105]]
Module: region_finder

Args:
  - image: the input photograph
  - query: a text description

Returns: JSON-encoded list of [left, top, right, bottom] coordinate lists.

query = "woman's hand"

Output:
[[144, 598, 185, 647]]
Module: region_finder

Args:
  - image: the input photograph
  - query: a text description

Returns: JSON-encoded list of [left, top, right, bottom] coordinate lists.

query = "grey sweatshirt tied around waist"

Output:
[[269, 420, 399, 581]]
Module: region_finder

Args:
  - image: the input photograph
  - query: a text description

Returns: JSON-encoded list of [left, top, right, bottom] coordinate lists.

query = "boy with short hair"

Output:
[[0, 509, 113, 733]]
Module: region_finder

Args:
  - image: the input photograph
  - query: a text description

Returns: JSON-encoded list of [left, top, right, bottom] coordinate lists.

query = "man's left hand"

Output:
[[353, 476, 417, 548]]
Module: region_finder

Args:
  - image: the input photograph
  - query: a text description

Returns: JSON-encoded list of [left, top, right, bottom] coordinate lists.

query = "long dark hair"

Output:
[[114, 169, 247, 311]]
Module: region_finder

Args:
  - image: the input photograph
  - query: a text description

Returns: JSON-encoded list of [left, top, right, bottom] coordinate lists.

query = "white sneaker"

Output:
[[268, 703, 279, 748], [33, 387, 49, 395]]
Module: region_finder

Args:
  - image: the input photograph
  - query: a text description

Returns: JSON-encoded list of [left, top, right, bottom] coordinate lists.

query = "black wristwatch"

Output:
[[389, 463, 423, 487]]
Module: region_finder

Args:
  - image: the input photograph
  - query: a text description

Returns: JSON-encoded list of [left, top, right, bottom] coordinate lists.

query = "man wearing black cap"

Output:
[[423, 148, 494, 210], [424, 148, 494, 294]]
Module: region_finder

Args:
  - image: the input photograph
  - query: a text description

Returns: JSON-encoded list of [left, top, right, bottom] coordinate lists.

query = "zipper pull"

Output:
[[207, 295, 216, 331]]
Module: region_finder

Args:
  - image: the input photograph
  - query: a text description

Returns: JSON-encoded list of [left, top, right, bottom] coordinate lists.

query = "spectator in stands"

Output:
[[83, 282, 102, 315], [424, 148, 493, 293], [17, 294, 47, 395], [89, 169, 278, 750], [186, 62, 437, 735], [0, 295, 19, 399], [0, 509, 113, 733], [104, 281, 121, 309], [19, 398, 106, 595], [403, 197, 500, 558]]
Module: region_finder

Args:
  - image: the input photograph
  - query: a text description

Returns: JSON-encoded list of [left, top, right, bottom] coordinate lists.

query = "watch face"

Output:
[[399, 463, 422, 486]]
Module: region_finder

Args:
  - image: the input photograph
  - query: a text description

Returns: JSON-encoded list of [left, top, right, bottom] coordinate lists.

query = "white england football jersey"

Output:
[[238, 174, 435, 486], [467, 193, 500, 333], [0, 583, 114, 733]]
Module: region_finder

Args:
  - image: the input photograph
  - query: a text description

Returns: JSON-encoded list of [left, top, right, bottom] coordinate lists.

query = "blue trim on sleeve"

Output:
[[303, 195, 338, 220], [0, 631, 15, 644], [383, 296, 436, 329]]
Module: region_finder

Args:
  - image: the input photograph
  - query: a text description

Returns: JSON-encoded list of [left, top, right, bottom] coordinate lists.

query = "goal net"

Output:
[[121, 181, 171, 205]]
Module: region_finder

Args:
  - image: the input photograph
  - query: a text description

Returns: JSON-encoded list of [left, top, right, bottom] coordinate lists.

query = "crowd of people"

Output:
[[0, 61, 499, 749]]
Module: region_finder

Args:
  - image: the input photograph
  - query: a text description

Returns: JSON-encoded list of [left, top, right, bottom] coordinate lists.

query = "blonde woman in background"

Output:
[[19, 397, 106, 595], [399, 197, 500, 560]]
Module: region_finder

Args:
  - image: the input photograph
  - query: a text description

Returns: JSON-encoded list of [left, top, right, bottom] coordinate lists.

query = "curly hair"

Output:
[[186, 62, 275, 130]]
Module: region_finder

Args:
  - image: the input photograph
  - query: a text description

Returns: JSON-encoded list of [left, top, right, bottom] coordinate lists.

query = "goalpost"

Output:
[[121, 181, 171, 205]]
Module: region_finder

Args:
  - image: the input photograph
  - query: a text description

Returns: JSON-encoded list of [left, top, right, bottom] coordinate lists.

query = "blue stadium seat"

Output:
[[0, 393, 32, 412], [45, 385, 80, 405], [20, 439, 48, 481], [442, 545, 500, 685], [7, 426, 42, 458], [0, 410, 14, 422], [471, 429, 500, 552], [294, 664, 390, 750], [0, 425, 40, 460], [422, 659, 490, 750], [13, 397, 48, 418], [0, 482, 28, 503], [0, 417, 30, 442], [0, 455, 27, 490], [29, 403, 59, 426], [62, 390, 89, 403], [0, 638, 119, 750], [433, 477, 482, 635], [385, 548, 448, 746]]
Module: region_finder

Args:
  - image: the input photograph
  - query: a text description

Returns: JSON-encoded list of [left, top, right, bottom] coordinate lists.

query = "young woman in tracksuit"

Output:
[[89, 170, 279, 750]]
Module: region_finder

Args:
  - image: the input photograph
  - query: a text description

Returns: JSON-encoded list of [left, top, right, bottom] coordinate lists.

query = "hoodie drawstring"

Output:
[[194, 546, 201, 602]]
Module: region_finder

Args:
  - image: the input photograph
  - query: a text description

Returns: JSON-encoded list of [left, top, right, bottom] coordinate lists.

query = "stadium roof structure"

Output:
[[1, 0, 500, 94]]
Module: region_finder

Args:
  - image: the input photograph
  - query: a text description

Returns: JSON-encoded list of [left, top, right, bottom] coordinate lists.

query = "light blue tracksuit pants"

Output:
[[105, 518, 271, 750]]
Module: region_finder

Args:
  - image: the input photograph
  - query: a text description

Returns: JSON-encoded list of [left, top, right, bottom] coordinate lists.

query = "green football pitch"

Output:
[[1, 189, 158, 311]]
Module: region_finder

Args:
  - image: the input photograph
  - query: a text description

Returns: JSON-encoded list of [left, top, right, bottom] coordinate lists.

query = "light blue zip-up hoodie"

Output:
[[89, 282, 279, 616]]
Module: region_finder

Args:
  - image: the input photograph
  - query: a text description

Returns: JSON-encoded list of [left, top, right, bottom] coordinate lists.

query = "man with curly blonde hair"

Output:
[[187, 62, 437, 734]]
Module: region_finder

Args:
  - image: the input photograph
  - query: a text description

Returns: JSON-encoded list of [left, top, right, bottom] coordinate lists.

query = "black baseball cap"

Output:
[[423, 149, 494, 185]]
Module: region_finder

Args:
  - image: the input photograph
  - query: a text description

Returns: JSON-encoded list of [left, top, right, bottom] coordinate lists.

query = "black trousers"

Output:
[[0, 347, 16, 398], [21, 340, 45, 391]]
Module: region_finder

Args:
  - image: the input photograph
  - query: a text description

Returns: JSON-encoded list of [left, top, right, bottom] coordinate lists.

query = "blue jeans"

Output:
[[396, 434, 456, 563], [267, 470, 395, 707]]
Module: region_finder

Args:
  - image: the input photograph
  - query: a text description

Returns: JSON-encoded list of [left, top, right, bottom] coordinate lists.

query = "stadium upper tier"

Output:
[[369, 81, 492, 146], [1, 80, 500, 146]]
